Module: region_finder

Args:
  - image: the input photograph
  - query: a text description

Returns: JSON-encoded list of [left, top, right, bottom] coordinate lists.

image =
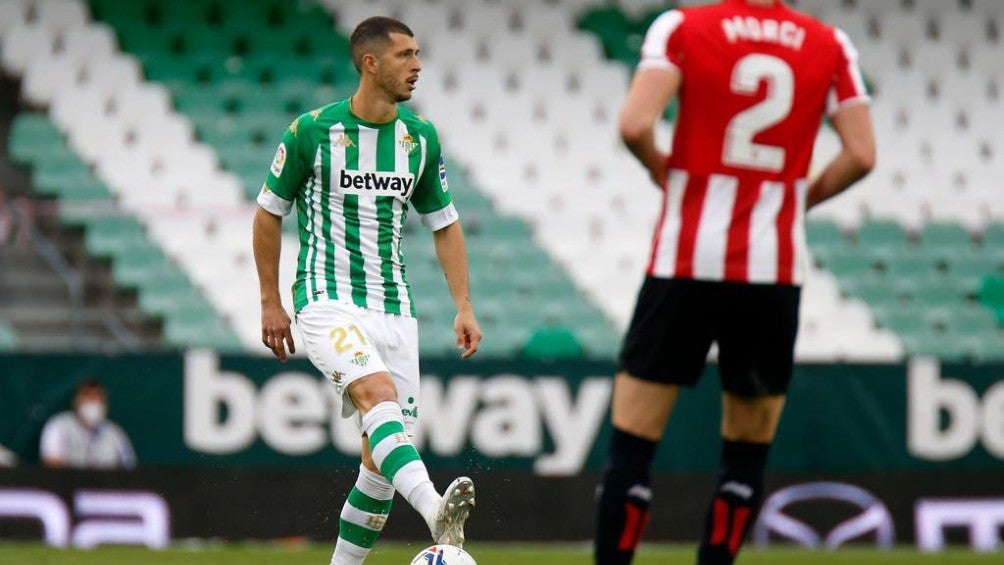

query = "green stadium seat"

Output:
[[965, 333, 1004, 362], [520, 324, 584, 360], [84, 217, 147, 257], [0, 321, 18, 351], [141, 52, 200, 83], [139, 285, 211, 317], [883, 254, 938, 278], [872, 307, 923, 336], [912, 277, 968, 304], [9, 113, 64, 165], [111, 246, 176, 287], [978, 276, 1004, 309], [983, 223, 1004, 248], [163, 317, 242, 351], [820, 249, 874, 278], [842, 276, 900, 306], [578, 7, 632, 50], [855, 221, 911, 262], [901, 332, 967, 363], [806, 220, 846, 248], [946, 306, 999, 334], [919, 222, 973, 252]]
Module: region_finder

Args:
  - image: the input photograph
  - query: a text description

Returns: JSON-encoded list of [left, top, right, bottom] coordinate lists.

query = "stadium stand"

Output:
[[1, 0, 242, 351], [77, 0, 618, 358], [2, 0, 1000, 361]]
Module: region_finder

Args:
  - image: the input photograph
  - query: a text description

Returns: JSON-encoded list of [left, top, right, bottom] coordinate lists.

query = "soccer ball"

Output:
[[409, 544, 477, 565]]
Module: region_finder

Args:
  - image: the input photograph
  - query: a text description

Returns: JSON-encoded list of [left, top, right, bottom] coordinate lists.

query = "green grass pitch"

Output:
[[0, 543, 999, 564]]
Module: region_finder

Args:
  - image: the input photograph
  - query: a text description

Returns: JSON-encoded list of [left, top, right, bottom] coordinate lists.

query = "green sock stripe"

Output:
[[379, 445, 421, 483], [369, 420, 405, 447], [347, 487, 393, 514], [338, 520, 380, 548]]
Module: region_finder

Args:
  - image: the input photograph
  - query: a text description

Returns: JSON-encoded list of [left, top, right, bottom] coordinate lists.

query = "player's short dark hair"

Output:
[[349, 16, 414, 73]]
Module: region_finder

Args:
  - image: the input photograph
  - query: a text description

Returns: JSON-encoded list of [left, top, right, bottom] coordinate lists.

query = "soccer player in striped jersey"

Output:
[[252, 17, 481, 565], [594, 1, 875, 564]]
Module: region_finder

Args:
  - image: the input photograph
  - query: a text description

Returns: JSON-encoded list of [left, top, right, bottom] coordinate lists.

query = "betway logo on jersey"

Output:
[[338, 169, 415, 197]]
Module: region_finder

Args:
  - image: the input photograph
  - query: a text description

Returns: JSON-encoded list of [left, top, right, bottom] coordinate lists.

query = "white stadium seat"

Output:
[[20, 54, 80, 106], [1, 24, 55, 74], [61, 24, 116, 65], [33, 0, 89, 32], [0, 0, 30, 40]]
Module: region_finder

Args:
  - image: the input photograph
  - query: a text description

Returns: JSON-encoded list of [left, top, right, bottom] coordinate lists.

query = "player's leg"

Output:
[[329, 446, 394, 565], [595, 278, 714, 565], [595, 372, 678, 565], [695, 283, 800, 565], [353, 310, 474, 547], [695, 394, 784, 565]]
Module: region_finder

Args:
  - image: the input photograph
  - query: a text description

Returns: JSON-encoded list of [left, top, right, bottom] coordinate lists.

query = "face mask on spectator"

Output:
[[77, 401, 107, 427]]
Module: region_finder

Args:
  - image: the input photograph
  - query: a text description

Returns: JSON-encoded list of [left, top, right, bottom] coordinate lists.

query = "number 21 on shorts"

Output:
[[328, 324, 368, 354]]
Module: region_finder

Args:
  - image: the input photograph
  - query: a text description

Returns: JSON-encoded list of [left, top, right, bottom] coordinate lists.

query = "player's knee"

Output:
[[607, 427, 658, 473], [721, 394, 784, 442], [348, 371, 398, 413]]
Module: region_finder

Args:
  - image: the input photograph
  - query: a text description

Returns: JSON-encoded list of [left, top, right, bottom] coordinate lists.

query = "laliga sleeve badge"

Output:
[[270, 143, 287, 177]]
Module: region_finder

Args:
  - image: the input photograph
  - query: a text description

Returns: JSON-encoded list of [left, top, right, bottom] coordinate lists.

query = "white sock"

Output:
[[329, 465, 395, 565], [362, 401, 441, 526]]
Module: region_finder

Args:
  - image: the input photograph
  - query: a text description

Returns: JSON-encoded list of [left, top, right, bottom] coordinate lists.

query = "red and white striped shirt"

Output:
[[640, 0, 869, 285]]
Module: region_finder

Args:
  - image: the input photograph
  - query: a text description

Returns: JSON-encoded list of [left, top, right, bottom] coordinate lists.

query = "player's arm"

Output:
[[412, 130, 481, 359], [621, 9, 684, 189], [619, 69, 680, 189], [806, 104, 875, 210], [808, 26, 876, 210], [433, 221, 481, 359], [253, 122, 308, 362], [253, 207, 294, 361]]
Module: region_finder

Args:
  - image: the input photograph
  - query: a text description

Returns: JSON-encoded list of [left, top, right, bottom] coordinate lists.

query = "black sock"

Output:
[[594, 428, 658, 565], [697, 440, 771, 565]]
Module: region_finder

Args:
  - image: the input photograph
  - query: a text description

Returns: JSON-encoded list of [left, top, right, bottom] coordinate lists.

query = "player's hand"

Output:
[[454, 307, 482, 359], [261, 301, 295, 362]]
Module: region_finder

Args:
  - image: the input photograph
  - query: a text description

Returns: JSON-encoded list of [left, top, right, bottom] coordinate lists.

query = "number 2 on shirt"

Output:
[[722, 54, 794, 173]]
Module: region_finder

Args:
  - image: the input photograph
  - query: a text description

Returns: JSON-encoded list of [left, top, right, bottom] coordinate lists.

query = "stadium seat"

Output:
[[0, 25, 55, 74], [0, 321, 19, 352], [34, 0, 89, 32]]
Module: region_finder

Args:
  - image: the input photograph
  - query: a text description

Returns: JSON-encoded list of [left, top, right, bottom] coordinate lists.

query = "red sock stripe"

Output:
[[618, 503, 641, 551], [709, 497, 729, 545], [728, 507, 752, 555], [618, 503, 650, 551]]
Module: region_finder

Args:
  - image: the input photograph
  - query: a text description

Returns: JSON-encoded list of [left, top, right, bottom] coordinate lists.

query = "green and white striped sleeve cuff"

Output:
[[257, 187, 293, 217], [420, 202, 459, 231]]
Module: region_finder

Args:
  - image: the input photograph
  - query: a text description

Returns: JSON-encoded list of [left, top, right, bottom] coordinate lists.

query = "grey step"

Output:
[[0, 304, 106, 325]]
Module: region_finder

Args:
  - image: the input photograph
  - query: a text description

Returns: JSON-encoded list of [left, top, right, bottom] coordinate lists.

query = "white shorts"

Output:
[[296, 300, 419, 433]]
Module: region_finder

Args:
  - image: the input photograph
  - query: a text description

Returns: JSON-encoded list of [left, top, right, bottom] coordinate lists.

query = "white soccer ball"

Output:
[[409, 544, 477, 565]]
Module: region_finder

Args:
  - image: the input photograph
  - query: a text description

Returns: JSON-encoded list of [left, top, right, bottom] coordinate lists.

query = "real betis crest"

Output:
[[399, 134, 419, 153]]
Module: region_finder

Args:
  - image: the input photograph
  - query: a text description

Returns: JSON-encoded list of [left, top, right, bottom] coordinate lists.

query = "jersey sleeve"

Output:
[[638, 9, 685, 72], [410, 126, 459, 231], [257, 117, 311, 217], [827, 28, 871, 115]]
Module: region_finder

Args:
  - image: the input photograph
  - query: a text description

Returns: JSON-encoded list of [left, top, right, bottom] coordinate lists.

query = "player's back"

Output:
[[651, 0, 867, 182], [640, 0, 868, 285]]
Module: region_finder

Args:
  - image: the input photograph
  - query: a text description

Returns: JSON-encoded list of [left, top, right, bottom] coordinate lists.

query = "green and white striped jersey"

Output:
[[257, 99, 457, 316]]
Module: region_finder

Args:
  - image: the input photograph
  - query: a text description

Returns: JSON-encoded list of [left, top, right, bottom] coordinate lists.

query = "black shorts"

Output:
[[619, 277, 801, 397]]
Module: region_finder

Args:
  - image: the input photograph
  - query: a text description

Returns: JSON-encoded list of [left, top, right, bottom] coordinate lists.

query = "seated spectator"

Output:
[[39, 379, 135, 469]]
